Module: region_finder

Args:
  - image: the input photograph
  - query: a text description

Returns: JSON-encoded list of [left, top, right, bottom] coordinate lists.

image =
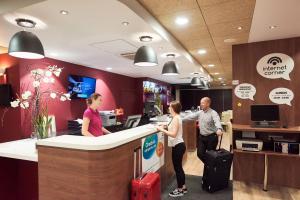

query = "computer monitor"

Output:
[[124, 115, 142, 129], [144, 102, 155, 117], [251, 105, 280, 122]]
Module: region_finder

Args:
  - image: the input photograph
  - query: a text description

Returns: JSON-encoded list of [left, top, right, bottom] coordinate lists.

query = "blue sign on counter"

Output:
[[142, 134, 158, 160]]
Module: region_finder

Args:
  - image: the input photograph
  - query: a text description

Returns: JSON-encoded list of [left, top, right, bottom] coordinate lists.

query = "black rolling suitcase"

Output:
[[202, 135, 233, 193]]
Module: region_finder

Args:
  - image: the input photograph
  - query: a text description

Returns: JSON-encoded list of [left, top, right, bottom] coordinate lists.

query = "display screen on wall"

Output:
[[68, 75, 96, 99]]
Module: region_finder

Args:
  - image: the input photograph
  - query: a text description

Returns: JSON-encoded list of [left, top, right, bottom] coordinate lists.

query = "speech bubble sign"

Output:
[[269, 87, 294, 106], [234, 83, 256, 101], [256, 53, 294, 80]]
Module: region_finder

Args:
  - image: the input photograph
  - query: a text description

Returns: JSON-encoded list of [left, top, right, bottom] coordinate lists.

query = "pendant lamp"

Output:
[[8, 18, 44, 59], [162, 61, 179, 75], [191, 77, 204, 86], [134, 46, 158, 67]]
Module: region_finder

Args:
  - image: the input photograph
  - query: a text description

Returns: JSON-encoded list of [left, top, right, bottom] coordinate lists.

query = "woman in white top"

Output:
[[156, 101, 187, 197]]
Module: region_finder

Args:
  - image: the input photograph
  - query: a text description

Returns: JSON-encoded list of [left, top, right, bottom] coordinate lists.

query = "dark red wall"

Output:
[[0, 54, 21, 142], [8, 56, 141, 136]]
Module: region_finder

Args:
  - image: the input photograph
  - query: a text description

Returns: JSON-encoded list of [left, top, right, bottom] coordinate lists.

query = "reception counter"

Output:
[[36, 124, 174, 200]]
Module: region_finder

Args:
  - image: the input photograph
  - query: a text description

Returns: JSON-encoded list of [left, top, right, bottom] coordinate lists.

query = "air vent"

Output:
[[90, 39, 137, 55], [120, 52, 136, 60]]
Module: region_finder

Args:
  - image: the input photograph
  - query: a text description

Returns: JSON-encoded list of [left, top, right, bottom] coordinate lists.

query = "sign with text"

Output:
[[269, 87, 294, 106], [256, 53, 294, 80], [234, 83, 256, 101], [142, 132, 164, 172]]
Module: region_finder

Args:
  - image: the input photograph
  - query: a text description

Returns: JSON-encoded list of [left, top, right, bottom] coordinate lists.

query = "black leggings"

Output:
[[172, 142, 186, 188]]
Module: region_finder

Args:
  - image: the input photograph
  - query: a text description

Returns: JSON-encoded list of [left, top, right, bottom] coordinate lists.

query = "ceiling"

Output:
[[0, 0, 208, 84], [1, 0, 300, 86], [0, 0, 45, 14], [249, 0, 300, 42], [138, 0, 256, 86]]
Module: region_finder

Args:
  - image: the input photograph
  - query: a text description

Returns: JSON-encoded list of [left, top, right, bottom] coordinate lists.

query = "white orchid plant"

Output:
[[10, 65, 70, 109], [3, 65, 70, 139]]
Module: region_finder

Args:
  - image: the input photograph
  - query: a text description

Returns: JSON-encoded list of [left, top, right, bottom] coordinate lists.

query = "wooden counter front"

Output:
[[38, 134, 174, 200]]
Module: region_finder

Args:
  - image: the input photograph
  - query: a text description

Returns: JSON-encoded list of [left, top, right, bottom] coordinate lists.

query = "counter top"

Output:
[[0, 138, 37, 162], [37, 124, 158, 151]]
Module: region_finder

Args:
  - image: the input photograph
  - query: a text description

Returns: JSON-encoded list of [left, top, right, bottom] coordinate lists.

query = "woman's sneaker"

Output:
[[182, 188, 188, 194], [169, 188, 184, 197]]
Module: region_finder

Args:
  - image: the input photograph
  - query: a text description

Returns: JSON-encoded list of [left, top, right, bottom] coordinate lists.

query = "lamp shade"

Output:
[[8, 31, 44, 59], [162, 61, 179, 75], [134, 46, 158, 67], [191, 77, 204, 86]]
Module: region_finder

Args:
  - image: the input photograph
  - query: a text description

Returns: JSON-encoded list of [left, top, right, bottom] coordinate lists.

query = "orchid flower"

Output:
[[10, 100, 20, 108], [21, 91, 32, 100], [50, 93, 57, 99], [33, 81, 40, 88]]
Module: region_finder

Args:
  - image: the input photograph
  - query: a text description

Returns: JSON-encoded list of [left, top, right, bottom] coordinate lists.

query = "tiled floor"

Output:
[[183, 131, 300, 200]]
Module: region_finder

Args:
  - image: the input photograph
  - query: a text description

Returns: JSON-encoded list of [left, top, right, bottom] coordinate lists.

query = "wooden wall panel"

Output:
[[232, 37, 300, 126], [183, 120, 197, 152]]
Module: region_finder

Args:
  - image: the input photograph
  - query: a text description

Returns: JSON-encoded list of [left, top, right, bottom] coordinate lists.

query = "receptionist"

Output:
[[82, 93, 111, 136]]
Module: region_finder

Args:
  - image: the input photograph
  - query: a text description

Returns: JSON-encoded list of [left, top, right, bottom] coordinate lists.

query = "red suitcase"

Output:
[[131, 147, 161, 200]]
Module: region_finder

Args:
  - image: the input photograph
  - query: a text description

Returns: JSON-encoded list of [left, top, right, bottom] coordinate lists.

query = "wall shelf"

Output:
[[232, 124, 300, 190], [233, 124, 300, 134], [233, 149, 300, 158]]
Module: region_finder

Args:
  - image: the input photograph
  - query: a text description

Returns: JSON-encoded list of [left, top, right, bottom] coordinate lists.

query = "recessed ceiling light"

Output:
[[161, 52, 180, 58], [212, 72, 219, 75], [237, 26, 243, 30], [139, 36, 153, 42], [208, 64, 215, 67], [198, 49, 207, 55], [166, 53, 176, 58], [175, 16, 189, 26], [218, 77, 223, 80], [269, 25, 277, 29], [15, 18, 36, 28], [222, 83, 226, 86], [60, 10, 69, 15], [122, 21, 129, 26], [106, 67, 112, 71], [190, 72, 202, 75], [224, 38, 236, 43]]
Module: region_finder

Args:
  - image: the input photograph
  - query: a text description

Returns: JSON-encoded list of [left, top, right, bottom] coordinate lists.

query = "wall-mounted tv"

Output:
[[68, 75, 96, 99]]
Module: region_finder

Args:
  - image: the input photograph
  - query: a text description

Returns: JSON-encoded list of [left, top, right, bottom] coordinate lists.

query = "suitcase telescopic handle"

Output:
[[133, 146, 142, 179], [218, 134, 223, 150]]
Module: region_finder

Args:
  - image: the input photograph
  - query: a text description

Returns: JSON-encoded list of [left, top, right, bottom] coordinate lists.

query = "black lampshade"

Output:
[[8, 31, 44, 59], [134, 46, 158, 67], [162, 61, 179, 75], [191, 77, 204, 86]]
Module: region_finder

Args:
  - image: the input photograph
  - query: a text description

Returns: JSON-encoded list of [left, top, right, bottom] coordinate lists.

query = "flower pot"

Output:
[[34, 125, 51, 139]]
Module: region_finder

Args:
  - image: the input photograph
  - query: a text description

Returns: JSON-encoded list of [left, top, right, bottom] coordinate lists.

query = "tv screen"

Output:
[[68, 75, 96, 99], [251, 105, 280, 121]]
